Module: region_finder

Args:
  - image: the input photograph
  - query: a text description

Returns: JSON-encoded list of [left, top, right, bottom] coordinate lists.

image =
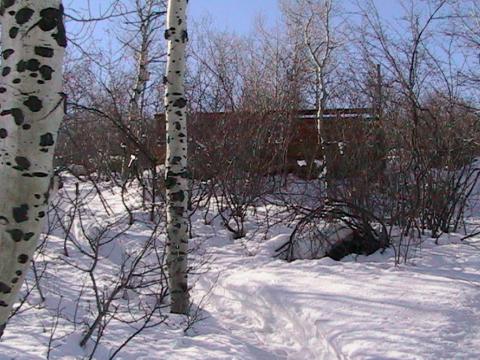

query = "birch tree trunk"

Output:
[[129, 32, 149, 123], [303, 0, 333, 188], [281, 0, 336, 188], [0, 0, 66, 336], [123, 2, 151, 179], [164, 0, 189, 315], [127, 0, 158, 127]]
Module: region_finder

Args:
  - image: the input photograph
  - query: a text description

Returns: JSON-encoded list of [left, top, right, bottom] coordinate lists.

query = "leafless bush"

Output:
[[16, 176, 172, 359]]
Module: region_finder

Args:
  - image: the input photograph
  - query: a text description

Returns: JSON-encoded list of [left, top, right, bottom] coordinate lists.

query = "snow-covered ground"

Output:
[[190, 238, 480, 359], [1, 178, 480, 359]]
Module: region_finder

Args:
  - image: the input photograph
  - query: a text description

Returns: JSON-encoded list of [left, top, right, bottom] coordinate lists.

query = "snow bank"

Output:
[[1, 179, 479, 359]]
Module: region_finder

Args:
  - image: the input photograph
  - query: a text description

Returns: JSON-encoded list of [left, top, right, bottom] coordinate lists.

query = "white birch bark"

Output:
[[128, 0, 154, 124], [129, 33, 149, 122], [164, 0, 189, 315], [123, 1, 152, 178], [0, 0, 66, 334]]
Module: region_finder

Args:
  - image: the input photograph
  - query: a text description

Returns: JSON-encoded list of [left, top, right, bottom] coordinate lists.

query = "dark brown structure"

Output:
[[156, 108, 385, 180]]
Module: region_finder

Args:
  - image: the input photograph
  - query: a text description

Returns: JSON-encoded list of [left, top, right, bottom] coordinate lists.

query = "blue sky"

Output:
[[188, 0, 402, 33], [64, 0, 281, 35], [189, 0, 281, 33], [64, 0, 403, 36]]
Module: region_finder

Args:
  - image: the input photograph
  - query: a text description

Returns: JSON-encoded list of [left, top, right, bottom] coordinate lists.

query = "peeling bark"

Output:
[[164, 0, 189, 315], [0, 0, 66, 332]]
